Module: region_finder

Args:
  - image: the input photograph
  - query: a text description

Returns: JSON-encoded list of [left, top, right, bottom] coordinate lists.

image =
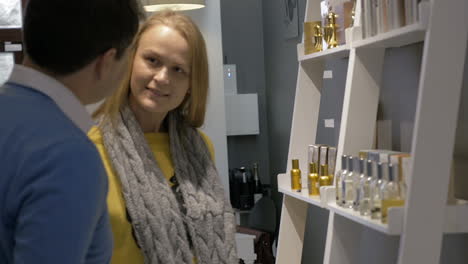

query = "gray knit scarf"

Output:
[[98, 105, 237, 264]]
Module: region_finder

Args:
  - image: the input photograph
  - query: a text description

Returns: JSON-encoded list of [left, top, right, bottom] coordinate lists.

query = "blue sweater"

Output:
[[0, 83, 112, 263]]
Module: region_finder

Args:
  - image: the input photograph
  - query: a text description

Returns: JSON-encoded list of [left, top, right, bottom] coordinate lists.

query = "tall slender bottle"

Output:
[[335, 155, 348, 207], [308, 162, 319, 195], [343, 156, 356, 209], [252, 162, 263, 203], [370, 162, 385, 219], [291, 159, 302, 192], [353, 158, 366, 211], [319, 164, 332, 188], [381, 163, 405, 223], [359, 160, 374, 216]]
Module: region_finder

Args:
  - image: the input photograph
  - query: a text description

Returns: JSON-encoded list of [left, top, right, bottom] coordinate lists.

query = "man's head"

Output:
[[23, 0, 143, 104]]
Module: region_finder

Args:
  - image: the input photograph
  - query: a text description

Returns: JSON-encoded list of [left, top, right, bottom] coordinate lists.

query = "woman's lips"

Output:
[[146, 87, 168, 97]]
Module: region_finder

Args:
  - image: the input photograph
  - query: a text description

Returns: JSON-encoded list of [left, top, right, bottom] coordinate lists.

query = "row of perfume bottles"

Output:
[[290, 144, 337, 195], [335, 155, 405, 223]]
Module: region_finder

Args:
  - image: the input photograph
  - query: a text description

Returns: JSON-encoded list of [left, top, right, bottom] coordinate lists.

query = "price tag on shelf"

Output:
[[4, 42, 22, 52], [323, 70, 333, 79]]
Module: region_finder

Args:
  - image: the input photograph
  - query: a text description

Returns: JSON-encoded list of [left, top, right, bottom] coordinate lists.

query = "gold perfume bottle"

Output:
[[308, 163, 320, 196], [291, 159, 302, 192], [313, 24, 323, 52], [323, 12, 339, 49], [304, 21, 323, 54], [319, 164, 332, 188]]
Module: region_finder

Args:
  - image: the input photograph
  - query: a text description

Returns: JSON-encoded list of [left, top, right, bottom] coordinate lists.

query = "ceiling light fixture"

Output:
[[141, 0, 205, 12]]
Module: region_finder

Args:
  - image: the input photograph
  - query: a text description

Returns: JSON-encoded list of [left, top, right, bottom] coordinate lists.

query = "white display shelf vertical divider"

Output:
[[398, 0, 468, 263], [323, 45, 386, 264], [275, 0, 324, 263]]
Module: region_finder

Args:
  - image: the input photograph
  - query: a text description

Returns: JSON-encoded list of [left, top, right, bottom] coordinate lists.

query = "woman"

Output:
[[89, 11, 237, 264]]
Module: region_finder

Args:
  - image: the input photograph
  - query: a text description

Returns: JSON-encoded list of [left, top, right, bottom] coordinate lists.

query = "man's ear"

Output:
[[94, 48, 118, 80]]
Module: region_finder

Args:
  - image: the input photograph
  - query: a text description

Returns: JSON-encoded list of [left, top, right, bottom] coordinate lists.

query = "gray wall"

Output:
[[220, 0, 271, 185], [261, 0, 307, 216]]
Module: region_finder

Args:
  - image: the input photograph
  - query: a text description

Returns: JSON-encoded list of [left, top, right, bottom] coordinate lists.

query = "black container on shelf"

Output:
[[229, 167, 254, 210]]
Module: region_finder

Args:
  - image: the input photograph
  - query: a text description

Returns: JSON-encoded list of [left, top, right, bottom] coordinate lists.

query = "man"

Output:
[[0, 0, 142, 263]]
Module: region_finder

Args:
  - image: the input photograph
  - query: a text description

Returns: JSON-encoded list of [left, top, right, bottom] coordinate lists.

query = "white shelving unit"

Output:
[[275, 0, 468, 264], [298, 43, 350, 62]]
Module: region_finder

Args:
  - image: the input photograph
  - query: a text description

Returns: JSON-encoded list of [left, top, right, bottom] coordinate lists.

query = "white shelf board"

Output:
[[0, 26, 22, 30], [352, 23, 426, 49], [328, 202, 403, 235], [297, 43, 350, 63], [277, 173, 323, 208], [327, 199, 468, 236]]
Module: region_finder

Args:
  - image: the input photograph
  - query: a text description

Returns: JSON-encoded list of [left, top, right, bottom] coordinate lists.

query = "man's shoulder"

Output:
[[0, 87, 87, 143]]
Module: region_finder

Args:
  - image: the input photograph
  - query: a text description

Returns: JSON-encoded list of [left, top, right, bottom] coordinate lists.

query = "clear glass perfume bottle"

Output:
[[335, 155, 347, 207], [343, 156, 356, 209], [370, 162, 385, 219], [353, 158, 366, 211], [381, 163, 405, 223], [359, 160, 374, 216]]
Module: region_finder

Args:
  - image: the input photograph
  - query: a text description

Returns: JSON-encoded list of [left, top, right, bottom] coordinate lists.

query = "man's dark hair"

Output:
[[23, 0, 143, 75]]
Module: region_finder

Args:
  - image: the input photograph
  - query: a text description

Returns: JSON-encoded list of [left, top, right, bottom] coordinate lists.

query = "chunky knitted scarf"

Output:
[[99, 105, 237, 264]]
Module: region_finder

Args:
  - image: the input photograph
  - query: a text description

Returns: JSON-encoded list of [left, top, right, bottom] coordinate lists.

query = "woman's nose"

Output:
[[154, 67, 169, 84]]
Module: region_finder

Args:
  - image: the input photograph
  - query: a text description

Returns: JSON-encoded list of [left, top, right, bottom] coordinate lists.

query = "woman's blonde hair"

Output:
[[93, 10, 209, 127]]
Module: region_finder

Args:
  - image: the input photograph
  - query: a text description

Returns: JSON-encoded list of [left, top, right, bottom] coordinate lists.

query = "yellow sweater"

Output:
[[88, 126, 214, 264]]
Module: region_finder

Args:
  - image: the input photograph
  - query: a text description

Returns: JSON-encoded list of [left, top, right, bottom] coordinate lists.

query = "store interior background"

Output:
[[218, 0, 468, 263]]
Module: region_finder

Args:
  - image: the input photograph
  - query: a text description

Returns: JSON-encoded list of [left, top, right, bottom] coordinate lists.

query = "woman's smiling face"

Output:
[[129, 24, 191, 116]]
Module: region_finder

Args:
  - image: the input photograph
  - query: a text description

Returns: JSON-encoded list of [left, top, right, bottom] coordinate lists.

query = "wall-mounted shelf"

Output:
[[276, 0, 468, 263], [352, 23, 426, 49], [298, 43, 350, 63], [328, 201, 403, 235], [279, 177, 468, 236], [277, 173, 323, 208]]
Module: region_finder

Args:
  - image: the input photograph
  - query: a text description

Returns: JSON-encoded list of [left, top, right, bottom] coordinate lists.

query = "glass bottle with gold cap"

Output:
[[290, 159, 302, 192], [308, 162, 320, 196]]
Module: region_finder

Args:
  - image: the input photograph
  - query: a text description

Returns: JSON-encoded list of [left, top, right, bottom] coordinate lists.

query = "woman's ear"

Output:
[[94, 48, 118, 80]]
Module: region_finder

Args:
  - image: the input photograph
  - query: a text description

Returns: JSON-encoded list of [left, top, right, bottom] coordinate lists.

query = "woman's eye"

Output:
[[174, 67, 185, 74], [147, 57, 159, 65]]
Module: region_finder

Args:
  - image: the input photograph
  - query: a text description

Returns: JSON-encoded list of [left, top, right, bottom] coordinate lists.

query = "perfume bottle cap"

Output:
[[367, 160, 374, 177], [359, 158, 365, 174], [377, 162, 383, 179], [327, 12, 337, 25], [389, 163, 398, 182], [308, 145, 315, 164], [292, 159, 299, 169], [348, 156, 354, 172], [341, 155, 348, 170], [309, 163, 317, 174]]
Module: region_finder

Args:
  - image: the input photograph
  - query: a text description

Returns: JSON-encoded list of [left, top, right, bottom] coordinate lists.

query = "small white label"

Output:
[[325, 119, 335, 128], [5, 43, 22, 52], [323, 70, 333, 79]]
